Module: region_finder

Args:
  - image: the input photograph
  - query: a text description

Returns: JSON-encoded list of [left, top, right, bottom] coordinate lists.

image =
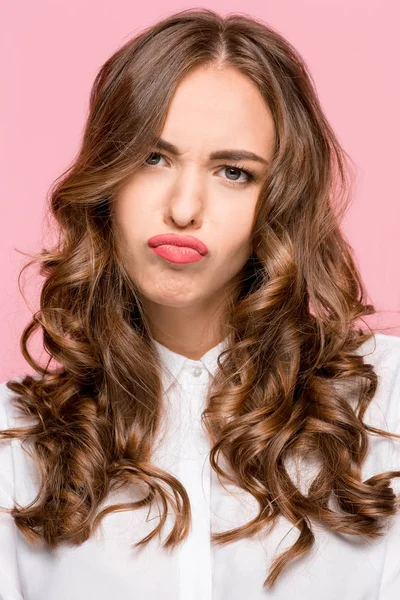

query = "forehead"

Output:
[[161, 65, 275, 156]]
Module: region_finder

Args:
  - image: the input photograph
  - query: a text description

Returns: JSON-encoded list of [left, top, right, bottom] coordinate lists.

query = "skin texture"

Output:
[[114, 65, 275, 359]]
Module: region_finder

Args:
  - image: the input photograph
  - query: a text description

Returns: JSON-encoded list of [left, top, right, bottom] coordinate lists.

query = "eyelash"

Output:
[[144, 152, 256, 186]]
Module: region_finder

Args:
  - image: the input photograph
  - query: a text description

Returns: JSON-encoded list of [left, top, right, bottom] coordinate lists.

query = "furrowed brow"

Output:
[[154, 138, 269, 166]]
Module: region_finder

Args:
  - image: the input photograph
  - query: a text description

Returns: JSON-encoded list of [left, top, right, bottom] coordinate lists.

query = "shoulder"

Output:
[[358, 332, 400, 366], [0, 377, 24, 428], [357, 333, 400, 427], [0, 377, 26, 506], [0, 375, 43, 506], [0, 374, 43, 430], [0, 376, 30, 424]]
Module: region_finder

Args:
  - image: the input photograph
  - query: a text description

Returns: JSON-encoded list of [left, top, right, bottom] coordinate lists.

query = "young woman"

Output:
[[1, 8, 399, 599]]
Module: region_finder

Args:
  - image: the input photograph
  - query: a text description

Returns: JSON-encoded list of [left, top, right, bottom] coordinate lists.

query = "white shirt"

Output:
[[0, 332, 400, 599]]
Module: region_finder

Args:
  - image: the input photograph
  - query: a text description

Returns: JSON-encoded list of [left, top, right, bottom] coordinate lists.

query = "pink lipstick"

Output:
[[148, 233, 208, 264]]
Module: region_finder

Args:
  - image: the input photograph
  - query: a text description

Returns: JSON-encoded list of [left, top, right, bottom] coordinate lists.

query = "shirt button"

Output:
[[192, 367, 203, 377]]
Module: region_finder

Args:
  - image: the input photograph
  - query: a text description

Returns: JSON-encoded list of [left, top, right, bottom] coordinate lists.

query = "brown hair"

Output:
[[2, 8, 400, 590]]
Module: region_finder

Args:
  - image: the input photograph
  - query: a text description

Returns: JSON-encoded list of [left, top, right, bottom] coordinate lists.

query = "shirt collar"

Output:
[[152, 335, 231, 394]]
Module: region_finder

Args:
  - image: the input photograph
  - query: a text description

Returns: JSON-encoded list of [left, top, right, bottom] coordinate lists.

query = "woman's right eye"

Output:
[[145, 152, 167, 166]]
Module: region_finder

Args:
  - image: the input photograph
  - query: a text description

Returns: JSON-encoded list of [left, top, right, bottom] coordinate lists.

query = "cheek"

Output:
[[114, 186, 152, 236], [220, 206, 255, 250], [220, 204, 257, 275], [215, 226, 253, 280]]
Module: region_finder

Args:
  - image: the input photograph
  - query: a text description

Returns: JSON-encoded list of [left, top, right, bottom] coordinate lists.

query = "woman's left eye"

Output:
[[218, 165, 255, 185], [144, 152, 256, 186]]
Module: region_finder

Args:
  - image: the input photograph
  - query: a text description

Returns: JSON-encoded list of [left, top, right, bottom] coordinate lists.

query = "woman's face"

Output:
[[114, 64, 275, 317]]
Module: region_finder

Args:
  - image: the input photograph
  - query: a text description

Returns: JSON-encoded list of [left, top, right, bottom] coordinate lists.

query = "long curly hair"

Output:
[[2, 8, 400, 590]]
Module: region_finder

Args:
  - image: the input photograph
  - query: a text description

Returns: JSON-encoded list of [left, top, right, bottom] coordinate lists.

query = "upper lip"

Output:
[[148, 233, 209, 255]]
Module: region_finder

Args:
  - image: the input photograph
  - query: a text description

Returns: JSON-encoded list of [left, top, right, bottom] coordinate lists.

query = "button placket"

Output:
[[176, 366, 213, 600]]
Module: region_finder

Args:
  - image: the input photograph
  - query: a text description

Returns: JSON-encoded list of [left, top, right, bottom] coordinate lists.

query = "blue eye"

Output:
[[145, 152, 167, 166], [219, 165, 255, 185]]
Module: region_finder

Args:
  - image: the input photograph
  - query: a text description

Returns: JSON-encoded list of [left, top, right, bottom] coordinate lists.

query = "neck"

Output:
[[141, 296, 231, 360]]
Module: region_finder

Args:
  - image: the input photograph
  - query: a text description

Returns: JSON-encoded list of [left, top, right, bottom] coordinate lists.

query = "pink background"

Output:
[[1, 0, 399, 383]]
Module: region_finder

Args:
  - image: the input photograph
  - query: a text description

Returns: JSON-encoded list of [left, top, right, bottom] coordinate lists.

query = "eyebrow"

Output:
[[154, 138, 269, 166]]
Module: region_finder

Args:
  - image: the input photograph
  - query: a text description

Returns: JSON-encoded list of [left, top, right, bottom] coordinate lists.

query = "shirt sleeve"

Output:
[[0, 381, 24, 600], [378, 343, 400, 599]]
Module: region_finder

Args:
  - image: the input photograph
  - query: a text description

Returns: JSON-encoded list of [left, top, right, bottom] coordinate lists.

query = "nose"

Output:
[[166, 165, 204, 228]]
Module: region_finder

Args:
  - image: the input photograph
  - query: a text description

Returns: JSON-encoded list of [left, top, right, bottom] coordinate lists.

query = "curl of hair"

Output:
[[2, 8, 400, 590]]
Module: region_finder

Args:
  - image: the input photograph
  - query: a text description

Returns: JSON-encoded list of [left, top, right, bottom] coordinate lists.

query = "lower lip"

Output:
[[150, 245, 205, 264]]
